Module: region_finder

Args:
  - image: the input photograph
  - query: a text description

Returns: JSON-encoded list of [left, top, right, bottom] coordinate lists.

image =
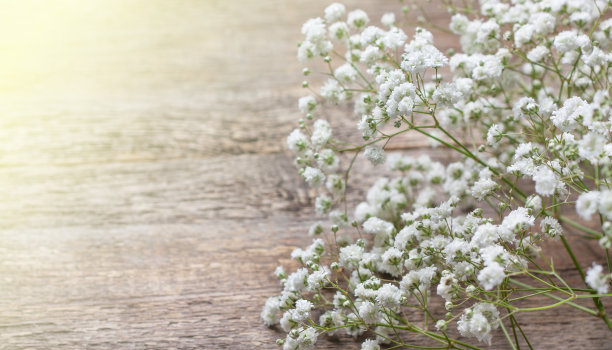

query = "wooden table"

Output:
[[0, 0, 610, 348]]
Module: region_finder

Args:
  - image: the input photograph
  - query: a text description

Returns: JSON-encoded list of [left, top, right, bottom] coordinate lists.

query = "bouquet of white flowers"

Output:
[[263, 1, 612, 349]]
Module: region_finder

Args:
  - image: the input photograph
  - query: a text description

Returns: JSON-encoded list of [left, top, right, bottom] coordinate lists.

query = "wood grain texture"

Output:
[[0, 0, 610, 349]]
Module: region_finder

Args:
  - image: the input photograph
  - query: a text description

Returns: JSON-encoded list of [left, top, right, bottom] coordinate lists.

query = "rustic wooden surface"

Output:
[[0, 0, 610, 349]]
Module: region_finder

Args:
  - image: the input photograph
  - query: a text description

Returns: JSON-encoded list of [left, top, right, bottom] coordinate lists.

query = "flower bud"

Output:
[[445, 301, 454, 311]]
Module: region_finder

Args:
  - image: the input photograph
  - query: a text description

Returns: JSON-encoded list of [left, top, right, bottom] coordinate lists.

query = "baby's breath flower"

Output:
[[315, 194, 331, 214], [320, 79, 344, 103], [381, 13, 395, 27], [339, 244, 364, 269], [324, 3, 345, 23], [361, 339, 380, 350], [551, 96, 589, 132], [375, 283, 403, 309], [450, 14, 469, 35], [527, 45, 548, 62], [586, 263, 611, 294], [599, 191, 612, 221], [532, 166, 561, 196], [502, 207, 535, 233], [457, 303, 500, 345], [514, 24, 535, 48], [540, 216, 563, 239], [576, 191, 600, 220], [478, 262, 506, 291], [486, 124, 504, 146], [298, 96, 317, 115], [471, 169, 498, 200], [268, 3, 612, 348], [302, 167, 325, 187], [347, 9, 369, 29], [554, 31, 589, 53], [287, 129, 309, 155], [334, 63, 358, 83], [261, 296, 281, 326], [364, 145, 386, 166]]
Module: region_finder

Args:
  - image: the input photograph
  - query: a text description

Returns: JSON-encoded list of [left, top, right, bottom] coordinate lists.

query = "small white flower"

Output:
[[363, 217, 394, 236], [457, 303, 500, 345], [553, 31, 589, 53], [307, 267, 330, 291], [478, 262, 506, 291], [599, 191, 612, 221], [450, 14, 469, 34], [531, 12, 556, 35], [334, 63, 358, 83], [311, 119, 332, 148], [381, 13, 395, 27], [261, 296, 281, 326], [364, 145, 386, 166], [358, 301, 380, 324], [347, 9, 369, 29], [328, 21, 350, 42], [471, 55, 502, 81], [486, 124, 504, 146], [437, 273, 457, 302], [576, 191, 600, 220], [339, 244, 364, 269], [525, 195, 542, 214], [302, 17, 327, 42], [472, 223, 500, 248], [471, 168, 498, 200], [586, 263, 610, 294], [320, 79, 345, 103], [550, 96, 589, 132], [293, 326, 318, 350], [287, 129, 309, 155], [578, 132, 606, 162], [514, 24, 534, 48], [361, 339, 381, 350], [285, 268, 309, 293], [302, 167, 325, 188], [540, 217, 563, 239], [324, 3, 345, 23], [512, 97, 539, 120], [360, 45, 383, 65], [527, 45, 548, 62], [380, 247, 403, 277], [532, 166, 560, 196], [433, 83, 462, 107], [298, 95, 317, 115], [317, 148, 339, 172], [375, 283, 403, 309], [501, 207, 535, 233]]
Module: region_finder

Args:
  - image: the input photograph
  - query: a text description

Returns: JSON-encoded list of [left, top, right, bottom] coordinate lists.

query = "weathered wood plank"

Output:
[[0, 215, 608, 349]]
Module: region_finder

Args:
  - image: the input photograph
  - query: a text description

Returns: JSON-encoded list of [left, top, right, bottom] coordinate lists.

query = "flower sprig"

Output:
[[264, 1, 612, 349]]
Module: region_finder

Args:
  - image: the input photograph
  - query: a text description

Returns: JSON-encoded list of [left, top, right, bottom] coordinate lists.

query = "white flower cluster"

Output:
[[267, 1, 612, 348]]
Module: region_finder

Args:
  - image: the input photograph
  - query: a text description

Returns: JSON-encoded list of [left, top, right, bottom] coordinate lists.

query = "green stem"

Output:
[[508, 279, 598, 316], [500, 319, 519, 350], [558, 215, 603, 238], [558, 237, 612, 331]]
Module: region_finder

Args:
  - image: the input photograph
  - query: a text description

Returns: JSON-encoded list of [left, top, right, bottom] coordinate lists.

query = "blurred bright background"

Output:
[[0, 0, 303, 167]]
